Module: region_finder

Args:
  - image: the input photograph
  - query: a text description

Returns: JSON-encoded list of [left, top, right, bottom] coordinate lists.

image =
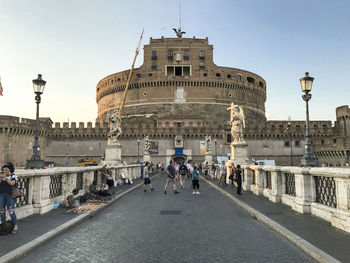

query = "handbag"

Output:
[[12, 187, 24, 198]]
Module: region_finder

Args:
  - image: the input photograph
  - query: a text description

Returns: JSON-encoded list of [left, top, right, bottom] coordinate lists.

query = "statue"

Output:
[[173, 27, 186, 38], [205, 135, 212, 153], [107, 109, 122, 145], [227, 103, 246, 143], [144, 135, 151, 154]]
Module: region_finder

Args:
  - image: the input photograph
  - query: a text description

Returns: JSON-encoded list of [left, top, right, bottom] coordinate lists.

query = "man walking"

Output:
[[164, 160, 179, 194], [179, 161, 188, 189], [218, 160, 227, 186]]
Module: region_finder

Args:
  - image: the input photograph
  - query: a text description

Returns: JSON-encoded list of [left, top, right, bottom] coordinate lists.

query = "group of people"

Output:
[[218, 161, 242, 195], [164, 160, 201, 195]]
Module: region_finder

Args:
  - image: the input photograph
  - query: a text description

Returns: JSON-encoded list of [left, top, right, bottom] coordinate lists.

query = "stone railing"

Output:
[[240, 165, 350, 233], [13, 164, 141, 220]]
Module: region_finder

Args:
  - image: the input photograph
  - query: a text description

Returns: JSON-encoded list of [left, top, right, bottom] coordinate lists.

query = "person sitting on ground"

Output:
[[105, 170, 115, 189], [66, 188, 80, 208], [89, 181, 111, 197]]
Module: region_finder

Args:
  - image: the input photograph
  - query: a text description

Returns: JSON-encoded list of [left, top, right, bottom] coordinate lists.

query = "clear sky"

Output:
[[1, 0, 349, 124]]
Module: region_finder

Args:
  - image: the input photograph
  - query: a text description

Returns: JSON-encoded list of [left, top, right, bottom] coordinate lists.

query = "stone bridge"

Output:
[[0, 165, 349, 262]]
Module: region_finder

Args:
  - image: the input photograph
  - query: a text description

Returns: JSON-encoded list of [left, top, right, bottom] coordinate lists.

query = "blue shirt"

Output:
[[167, 164, 175, 178]]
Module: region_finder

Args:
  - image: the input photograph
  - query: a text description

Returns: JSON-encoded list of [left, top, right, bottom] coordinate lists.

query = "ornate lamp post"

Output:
[[214, 138, 217, 163], [26, 74, 46, 169], [137, 138, 141, 163], [300, 72, 318, 167]]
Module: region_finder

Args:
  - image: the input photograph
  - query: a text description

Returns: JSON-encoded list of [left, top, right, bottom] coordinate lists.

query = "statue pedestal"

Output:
[[102, 144, 122, 166], [205, 153, 213, 163], [229, 142, 253, 166], [143, 153, 150, 162]]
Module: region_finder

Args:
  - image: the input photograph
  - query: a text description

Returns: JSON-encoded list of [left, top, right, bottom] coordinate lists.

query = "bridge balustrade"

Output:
[[241, 165, 350, 233], [12, 164, 141, 221]]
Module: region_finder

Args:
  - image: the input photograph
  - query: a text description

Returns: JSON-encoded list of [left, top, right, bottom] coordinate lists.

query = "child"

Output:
[[192, 166, 200, 195]]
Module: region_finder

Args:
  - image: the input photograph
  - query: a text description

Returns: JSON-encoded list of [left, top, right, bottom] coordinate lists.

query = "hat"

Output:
[[2, 162, 14, 173]]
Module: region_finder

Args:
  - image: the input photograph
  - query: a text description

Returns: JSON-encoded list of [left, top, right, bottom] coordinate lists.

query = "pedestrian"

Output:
[[175, 162, 180, 181], [218, 160, 227, 186], [204, 162, 209, 179], [143, 161, 154, 192], [164, 160, 179, 194], [140, 162, 144, 178], [0, 162, 18, 234], [191, 165, 200, 194], [235, 164, 242, 195], [179, 161, 188, 189], [210, 163, 216, 179], [229, 163, 236, 185]]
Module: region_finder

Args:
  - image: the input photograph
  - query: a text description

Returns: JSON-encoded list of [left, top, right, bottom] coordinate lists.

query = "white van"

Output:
[[255, 160, 275, 166]]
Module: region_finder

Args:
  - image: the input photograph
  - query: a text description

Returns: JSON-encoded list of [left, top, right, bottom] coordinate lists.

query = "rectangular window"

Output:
[[199, 62, 205, 69], [152, 51, 157, 59], [184, 50, 189, 60], [199, 51, 205, 59], [168, 50, 173, 59], [166, 65, 191, 76], [295, 140, 300, 147], [175, 66, 182, 76], [152, 61, 157, 69], [333, 139, 337, 144], [167, 66, 174, 76], [284, 141, 290, 147], [237, 74, 242, 82]]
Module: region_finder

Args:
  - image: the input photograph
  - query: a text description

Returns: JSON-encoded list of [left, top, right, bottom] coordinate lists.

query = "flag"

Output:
[[0, 77, 3, 96]]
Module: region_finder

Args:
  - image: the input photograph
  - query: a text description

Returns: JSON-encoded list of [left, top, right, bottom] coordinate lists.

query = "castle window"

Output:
[[175, 67, 182, 76], [168, 50, 173, 59], [203, 73, 207, 77], [199, 62, 205, 70], [216, 73, 221, 78], [149, 73, 152, 77], [152, 61, 157, 69], [184, 50, 189, 60], [247, 77, 255, 84], [199, 51, 205, 59], [284, 141, 290, 147], [295, 140, 300, 147], [229, 93, 232, 97], [166, 65, 191, 76], [333, 139, 337, 144], [143, 92, 147, 96], [137, 73, 141, 78], [152, 51, 157, 60], [177, 122, 181, 127], [117, 78, 121, 81], [259, 81, 264, 88], [167, 66, 174, 76], [227, 74, 232, 79], [321, 140, 324, 145], [237, 74, 242, 82]]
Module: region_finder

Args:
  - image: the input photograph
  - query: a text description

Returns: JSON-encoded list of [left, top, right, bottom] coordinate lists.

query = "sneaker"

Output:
[[174, 190, 179, 194], [151, 188, 154, 191], [196, 191, 200, 194], [192, 192, 196, 195], [164, 190, 167, 194], [144, 189, 147, 192]]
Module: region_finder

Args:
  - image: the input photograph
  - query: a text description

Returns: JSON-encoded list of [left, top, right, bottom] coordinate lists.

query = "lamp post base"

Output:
[[301, 155, 318, 167], [25, 158, 44, 169]]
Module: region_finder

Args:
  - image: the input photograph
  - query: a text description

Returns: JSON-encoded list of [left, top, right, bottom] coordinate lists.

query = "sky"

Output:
[[1, 0, 349, 124]]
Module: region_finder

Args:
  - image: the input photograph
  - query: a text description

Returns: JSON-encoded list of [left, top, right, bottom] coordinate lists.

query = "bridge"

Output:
[[0, 165, 350, 262]]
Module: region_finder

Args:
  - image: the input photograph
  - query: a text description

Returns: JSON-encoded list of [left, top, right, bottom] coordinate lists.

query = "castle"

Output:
[[1, 35, 349, 167]]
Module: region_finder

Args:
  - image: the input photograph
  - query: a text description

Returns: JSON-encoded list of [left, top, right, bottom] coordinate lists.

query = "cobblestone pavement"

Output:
[[19, 174, 316, 263]]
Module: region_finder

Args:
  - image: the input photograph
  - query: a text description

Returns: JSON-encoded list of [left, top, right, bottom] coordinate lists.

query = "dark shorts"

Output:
[[192, 180, 199, 189], [144, 178, 151, 185]]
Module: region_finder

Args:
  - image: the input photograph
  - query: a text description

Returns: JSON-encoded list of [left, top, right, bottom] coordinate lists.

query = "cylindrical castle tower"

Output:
[[96, 36, 266, 127]]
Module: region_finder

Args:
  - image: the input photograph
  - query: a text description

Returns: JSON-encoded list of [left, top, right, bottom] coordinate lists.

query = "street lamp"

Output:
[[287, 117, 293, 166], [26, 74, 46, 169], [214, 138, 217, 163], [137, 138, 141, 163], [300, 72, 318, 167]]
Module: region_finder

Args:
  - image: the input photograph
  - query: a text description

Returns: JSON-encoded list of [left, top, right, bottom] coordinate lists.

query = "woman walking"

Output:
[[0, 162, 18, 233]]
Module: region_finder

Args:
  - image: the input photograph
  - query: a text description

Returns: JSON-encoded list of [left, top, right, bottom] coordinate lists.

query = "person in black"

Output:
[[235, 164, 242, 195], [179, 161, 188, 189], [164, 160, 179, 194]]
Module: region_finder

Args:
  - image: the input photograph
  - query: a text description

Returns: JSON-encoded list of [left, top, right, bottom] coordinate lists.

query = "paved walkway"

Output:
[[1, 171, 349, 262], [211, 178, 350, 263], [16, 174, 316, 263]]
